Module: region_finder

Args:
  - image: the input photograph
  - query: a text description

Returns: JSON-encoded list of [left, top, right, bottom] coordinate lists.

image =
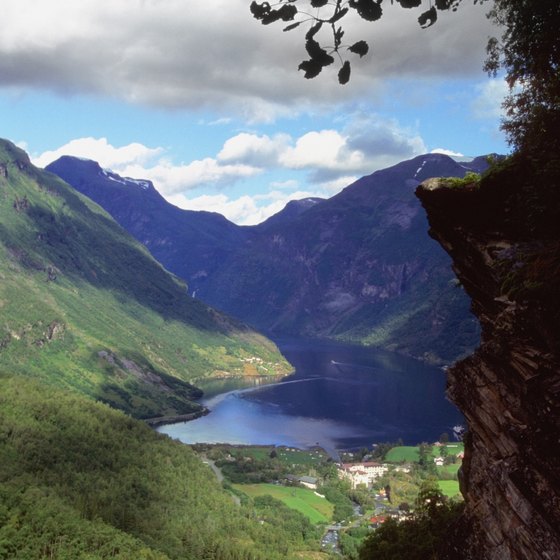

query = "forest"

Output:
[[0, 376, 321, 560]]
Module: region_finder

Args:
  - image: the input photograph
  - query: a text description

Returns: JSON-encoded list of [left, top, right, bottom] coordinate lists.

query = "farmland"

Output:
[[233, 483, 334, 524]]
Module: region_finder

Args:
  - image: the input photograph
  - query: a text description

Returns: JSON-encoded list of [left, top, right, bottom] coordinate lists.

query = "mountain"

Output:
[[0, 139, 290, 420], [0, 377, 320, 559], [0, 374, 322, 560], [201, 154, 487, 363], [256, 197, 325, 231], [45, 155, 249, 291], [47, 153, 489, 364]]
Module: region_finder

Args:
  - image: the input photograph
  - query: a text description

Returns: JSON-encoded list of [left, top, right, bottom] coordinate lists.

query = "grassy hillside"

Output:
[[0, 139, 290, 418], [0, 377, 320, 559], [233, 484, 333, 524]]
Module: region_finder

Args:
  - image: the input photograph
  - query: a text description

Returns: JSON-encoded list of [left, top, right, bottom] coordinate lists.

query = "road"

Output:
[[202, 456, 224, 483], [200, 455, 241, 505]]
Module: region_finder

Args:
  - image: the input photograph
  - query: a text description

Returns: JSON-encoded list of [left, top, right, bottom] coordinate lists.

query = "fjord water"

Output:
[[158, 338, 463, 453]]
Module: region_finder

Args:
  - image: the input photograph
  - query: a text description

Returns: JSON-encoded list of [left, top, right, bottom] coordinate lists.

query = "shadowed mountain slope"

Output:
[[48, 153, 489, 364]]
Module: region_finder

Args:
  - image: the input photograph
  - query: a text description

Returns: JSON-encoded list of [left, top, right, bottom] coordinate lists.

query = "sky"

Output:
[[0, 0, 509, 225]]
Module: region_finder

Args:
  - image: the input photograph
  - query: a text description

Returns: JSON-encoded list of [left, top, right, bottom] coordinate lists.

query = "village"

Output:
[[193, 438, 465, 554]]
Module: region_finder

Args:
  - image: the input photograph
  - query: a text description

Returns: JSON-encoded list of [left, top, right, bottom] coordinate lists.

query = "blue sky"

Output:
[[0, 0, 508, 224]]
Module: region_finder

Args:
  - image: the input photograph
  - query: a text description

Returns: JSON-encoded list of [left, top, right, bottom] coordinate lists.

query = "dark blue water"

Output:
[[158, 338, 463, 453]]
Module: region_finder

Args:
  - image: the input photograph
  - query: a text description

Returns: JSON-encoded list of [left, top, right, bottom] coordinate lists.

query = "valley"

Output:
[[47, 152, 487, 365], [0, 139, 472, 559], [2, 136, 557, 560]]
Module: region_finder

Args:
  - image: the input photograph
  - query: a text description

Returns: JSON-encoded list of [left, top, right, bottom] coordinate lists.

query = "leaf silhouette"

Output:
[[418, 7, 437, 28], [348, 40, 369, 57], [397, 0, 422, 8], [338, 61, 351, 84], [299, 59, 324, 79], [349, 0, 383, 22]]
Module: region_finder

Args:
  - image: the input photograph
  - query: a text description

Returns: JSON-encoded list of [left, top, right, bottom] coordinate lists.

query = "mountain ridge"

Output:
[[48, 152, 488, 363]]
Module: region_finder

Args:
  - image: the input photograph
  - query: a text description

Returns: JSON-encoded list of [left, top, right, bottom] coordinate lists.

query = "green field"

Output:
[[438, 480, 461, 498], [233, 484, 333, 524], [437, 463, 461, 477], [230, 446, 272, 461], [441, 443, 464, 456], [385, 444, 464, 463], [384, 446, 420, 462]]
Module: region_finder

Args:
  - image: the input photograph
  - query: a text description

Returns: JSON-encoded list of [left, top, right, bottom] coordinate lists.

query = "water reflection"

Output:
[[158, 338, 463, 451]]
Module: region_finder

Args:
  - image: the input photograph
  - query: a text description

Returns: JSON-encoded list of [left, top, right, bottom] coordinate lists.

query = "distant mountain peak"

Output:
[[47, 156, 156, 194], [257, 196, 326, 230], [51, 154, 102, 170], [291, 197, 323, 206]]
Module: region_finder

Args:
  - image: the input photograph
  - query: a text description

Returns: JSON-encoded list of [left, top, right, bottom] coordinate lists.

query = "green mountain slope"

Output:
[[0, 377, 320, 559], [0, 139, 290, 419]]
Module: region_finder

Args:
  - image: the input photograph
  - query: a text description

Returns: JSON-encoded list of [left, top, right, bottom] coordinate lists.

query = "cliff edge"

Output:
[[416, 157, 560, 560]]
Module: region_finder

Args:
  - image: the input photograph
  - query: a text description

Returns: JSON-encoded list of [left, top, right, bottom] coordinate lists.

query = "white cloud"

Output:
[[33, 137, 163, 169], [431, 148, 464, 157], [169, 188, 332, 226], [0, 0, 495, 119], [218, 133, 290, 167], [120, 159, 260, 195], [167, 193, 260, 224], [280, 130, 355, 170], [218, 117, 427, 184], [342, 115, 427, 174], [471, 79, 509, 119]]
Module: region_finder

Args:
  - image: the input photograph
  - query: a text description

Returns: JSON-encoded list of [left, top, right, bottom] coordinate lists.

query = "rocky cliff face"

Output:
[[416, 159, 560, 559]]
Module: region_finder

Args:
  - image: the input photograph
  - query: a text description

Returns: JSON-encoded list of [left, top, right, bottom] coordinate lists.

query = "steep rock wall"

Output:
[[416, 162, 560, 560]]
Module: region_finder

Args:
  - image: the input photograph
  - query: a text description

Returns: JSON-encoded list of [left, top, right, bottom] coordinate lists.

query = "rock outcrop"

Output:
[[416, 159, 560, 559]]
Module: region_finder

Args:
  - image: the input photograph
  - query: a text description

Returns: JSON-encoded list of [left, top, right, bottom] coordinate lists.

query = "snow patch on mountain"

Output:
[[101, 168, 151, 189]]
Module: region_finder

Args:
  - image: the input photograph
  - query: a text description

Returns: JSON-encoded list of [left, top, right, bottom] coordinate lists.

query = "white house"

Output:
[[338, 462, 389, 489]]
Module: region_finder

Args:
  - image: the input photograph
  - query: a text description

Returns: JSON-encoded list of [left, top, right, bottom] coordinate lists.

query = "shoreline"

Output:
[[191, 372, 291, 383], [144, 407, 210, 428], [148, 373, 292, 429]]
